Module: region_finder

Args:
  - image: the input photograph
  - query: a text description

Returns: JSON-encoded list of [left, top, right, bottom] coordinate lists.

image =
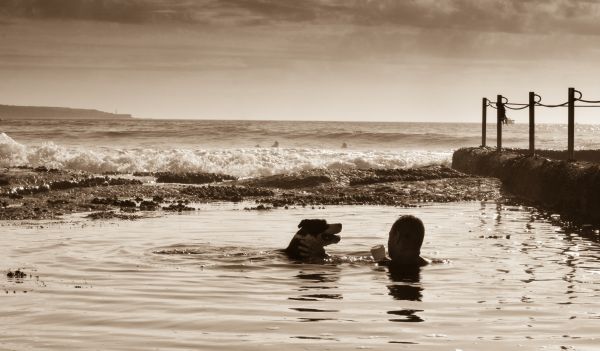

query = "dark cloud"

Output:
[[0, 0, 338, 25], [0, 0, 195, 23], [328, 0, 600, 35], [1, 0, 600, 36], [218, 0, 320, 22]]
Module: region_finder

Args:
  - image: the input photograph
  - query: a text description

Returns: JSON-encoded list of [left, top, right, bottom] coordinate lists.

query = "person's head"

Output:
[[388, 215, 425, 262]]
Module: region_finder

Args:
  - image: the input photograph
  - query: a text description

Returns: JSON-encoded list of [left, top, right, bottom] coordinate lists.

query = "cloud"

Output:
[[2, 1, 600, 121], [0, 0, 149, 23], [2, 0, 600, 75], [0, 0, 599, 36]]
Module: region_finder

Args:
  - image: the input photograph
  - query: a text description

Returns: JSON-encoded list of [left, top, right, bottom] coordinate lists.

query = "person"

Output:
[[374, 215, 429, 267]]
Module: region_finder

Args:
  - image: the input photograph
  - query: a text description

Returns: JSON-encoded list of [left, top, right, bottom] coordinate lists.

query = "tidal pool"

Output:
[[1, 202, 598, 350]]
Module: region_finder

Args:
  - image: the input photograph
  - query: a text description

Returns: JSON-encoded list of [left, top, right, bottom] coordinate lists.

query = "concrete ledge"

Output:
[[452, 147, 600, 224], [506, 148, 600, 163]]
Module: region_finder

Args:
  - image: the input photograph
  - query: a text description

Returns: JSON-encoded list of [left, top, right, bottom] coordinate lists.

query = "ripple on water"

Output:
[[0, 202, 599, 350]]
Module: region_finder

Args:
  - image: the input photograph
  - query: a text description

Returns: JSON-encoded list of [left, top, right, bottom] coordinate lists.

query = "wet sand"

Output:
[[0, 165, 501, 220]]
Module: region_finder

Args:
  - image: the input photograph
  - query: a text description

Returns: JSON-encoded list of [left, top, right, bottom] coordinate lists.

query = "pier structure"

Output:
[[481, 87, 600, 161], [454, 87, 600, 224]]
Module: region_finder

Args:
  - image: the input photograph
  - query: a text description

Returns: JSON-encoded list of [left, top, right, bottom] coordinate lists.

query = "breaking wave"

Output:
[[0, 132, 451, 177]]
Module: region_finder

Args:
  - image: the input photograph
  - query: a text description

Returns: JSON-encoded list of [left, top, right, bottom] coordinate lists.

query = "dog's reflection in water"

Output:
[[288, 269, 344, 324]]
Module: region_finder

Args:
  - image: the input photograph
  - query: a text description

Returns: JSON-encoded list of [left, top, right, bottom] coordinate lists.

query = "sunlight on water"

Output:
[[1, 202, 598, 350]]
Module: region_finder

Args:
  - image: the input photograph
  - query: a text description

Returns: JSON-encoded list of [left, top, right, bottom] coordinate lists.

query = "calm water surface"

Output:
[[1, 202, 599, 350]]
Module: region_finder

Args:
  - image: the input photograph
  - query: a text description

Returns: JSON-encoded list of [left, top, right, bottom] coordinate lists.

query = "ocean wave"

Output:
[[0, 132, 452, 177], [4, 120, 485, 150]]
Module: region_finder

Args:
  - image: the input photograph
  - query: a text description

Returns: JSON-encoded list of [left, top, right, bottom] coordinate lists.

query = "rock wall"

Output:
[[452, 147, 600, 224]]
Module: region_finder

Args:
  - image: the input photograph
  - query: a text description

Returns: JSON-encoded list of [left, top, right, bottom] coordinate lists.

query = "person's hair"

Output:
[[388, 215, 425, 259]]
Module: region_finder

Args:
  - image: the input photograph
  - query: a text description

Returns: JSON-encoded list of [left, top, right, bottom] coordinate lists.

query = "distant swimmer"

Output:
[[341, 142, 348, 149], [272, 141, 279, 147], [255, 144, 261, 148]]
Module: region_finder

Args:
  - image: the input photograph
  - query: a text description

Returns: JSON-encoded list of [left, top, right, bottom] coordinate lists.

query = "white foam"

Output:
[[0, 133, 27, 167], [0, 133, 452, 177]]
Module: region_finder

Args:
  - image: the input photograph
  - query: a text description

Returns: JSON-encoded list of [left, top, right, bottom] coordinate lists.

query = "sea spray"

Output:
[[0, 133, 27, 167], [0, 133, 451, 177]]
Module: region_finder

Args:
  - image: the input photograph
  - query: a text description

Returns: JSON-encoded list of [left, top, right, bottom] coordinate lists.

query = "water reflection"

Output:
[[387, 285, 423, 302], [295, 271, 339, 283], [294, 271, 340, 294], [386, 264, 424, 323], [388, 264, 421, 285], [495, 202, 503, 226], [387, 309, 424, 323], [289, 269, 342, 323]]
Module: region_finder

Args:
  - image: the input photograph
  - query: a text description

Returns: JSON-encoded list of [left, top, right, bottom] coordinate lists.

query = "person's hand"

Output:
[[297, 235, 325, 259]]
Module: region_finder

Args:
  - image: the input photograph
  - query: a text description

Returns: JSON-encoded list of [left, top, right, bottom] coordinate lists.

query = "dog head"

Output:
[[285, 219, 342, 261], [297, 219, 342, 246]]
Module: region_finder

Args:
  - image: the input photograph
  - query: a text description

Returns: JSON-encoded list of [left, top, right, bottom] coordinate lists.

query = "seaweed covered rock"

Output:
[[0, 174, 9, 186], [244, 172, 332, 189], [91, 197, 136, 208], [51, 176, 141, 190], [163, 202, 195, 212], [85, 211, 140, 220], [139, 200, 160, 211], [349, 165, 468, 186], [155, 172, 237, 184], [180, 185, 274, 201], [6, 269, 27, 279]]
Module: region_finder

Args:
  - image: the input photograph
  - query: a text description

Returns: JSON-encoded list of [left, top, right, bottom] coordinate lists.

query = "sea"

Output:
[[1, 119, 599, 350], [2, 119, 600, 176]]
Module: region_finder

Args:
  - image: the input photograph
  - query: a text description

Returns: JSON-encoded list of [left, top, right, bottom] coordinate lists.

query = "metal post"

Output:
[[529, 92, 535, 155], [568, 87, 575, 161], [497, 95, 503, 152], [482, 98, 487, 147]]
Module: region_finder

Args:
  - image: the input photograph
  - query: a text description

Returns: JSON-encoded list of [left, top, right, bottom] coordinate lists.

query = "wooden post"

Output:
[[529, 92, 535, 155], [482, 98, 487, 147], [568, 87, 575, 161], [496, 95, 502, 152]]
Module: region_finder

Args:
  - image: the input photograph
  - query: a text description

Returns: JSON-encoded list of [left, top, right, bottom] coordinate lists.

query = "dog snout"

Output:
[[324, 223, 342, 235]]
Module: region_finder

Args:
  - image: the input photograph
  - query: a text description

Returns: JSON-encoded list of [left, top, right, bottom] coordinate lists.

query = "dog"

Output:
[[284, 219, 342, 261]]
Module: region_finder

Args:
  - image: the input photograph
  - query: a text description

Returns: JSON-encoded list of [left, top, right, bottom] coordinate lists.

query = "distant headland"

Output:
[[0, 104, 132, 120]]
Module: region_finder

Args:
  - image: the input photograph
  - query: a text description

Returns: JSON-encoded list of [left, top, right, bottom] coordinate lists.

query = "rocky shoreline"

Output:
[[452, 147, 600, 224], [0, 165, 501, 221]]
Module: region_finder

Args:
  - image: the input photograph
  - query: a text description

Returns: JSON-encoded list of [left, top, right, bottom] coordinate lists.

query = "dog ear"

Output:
[[298, 219, 307, 228]]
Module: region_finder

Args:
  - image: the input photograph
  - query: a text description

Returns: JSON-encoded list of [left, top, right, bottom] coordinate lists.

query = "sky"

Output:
[[1, 0, 600, 123]]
